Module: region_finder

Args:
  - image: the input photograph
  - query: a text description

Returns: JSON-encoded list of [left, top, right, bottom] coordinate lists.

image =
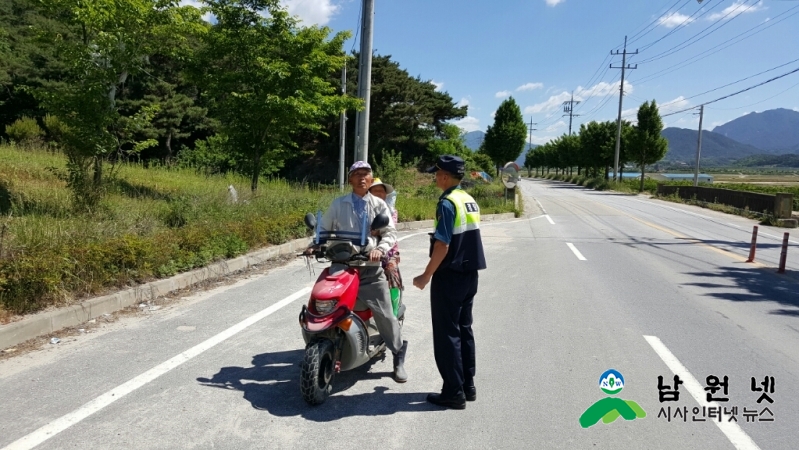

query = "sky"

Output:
[[192, 0, 799, 146]]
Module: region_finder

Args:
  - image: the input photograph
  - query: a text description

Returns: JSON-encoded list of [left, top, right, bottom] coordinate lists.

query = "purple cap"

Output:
[[348, 161, 372, 175]]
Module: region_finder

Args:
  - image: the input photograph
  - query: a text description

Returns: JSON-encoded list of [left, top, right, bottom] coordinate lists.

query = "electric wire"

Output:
[[637, 0, 726, 52], [662, 65, 799, 117], [628, 0, 695, 45], [637, 0, 761, 65], [634, 5, 799, 86]]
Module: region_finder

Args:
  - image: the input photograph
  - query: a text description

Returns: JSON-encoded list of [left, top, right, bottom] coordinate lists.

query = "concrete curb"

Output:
[[0, 213, 516, 350]]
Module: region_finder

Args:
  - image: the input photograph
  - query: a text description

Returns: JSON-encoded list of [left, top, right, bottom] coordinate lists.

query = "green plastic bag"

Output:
[[390, 287, 401, 317]]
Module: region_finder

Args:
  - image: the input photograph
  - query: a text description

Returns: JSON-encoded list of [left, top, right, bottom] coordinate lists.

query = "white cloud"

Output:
[[181, 0, 339, 25], [451, 116, 481, 133], [545, 0, 565, 6], [659, 12, 694, 28], [517, 82, 544, 92], [530, 135, 557, 145], [658, 96, 690, 115], [794, 107, 799, 112], [495, 90, 512, 98], [282, 0, 340, 26], [707, 1, 763, 22], [431, 80, 444, 91], [490, 110, 496, 119], [456, 97, 470, 108], [544, 121, 567, 133], [524, 80, 633, 115], [622, 107, 639, 122]]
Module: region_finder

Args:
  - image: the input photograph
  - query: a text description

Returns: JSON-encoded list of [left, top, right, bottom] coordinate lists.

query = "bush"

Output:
[[5, 117, 43, 146]]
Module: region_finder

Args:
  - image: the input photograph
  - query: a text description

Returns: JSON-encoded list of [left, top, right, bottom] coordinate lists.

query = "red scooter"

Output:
[[298, 212, 404, 405]]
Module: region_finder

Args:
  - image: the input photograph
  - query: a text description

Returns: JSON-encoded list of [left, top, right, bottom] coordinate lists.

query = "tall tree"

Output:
[[31, 0, 203, 209], [482, 97, 527, 174], [194, 0, 360, 191], [632, 100, 668, 191]]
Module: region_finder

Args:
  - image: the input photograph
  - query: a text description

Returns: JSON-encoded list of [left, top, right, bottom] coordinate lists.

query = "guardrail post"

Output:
[[746, 226, 758, 263], [777, 232, 790, 274]]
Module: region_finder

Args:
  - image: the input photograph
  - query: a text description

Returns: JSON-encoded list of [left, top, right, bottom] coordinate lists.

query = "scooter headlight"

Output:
[[314, 299, 338, 314]]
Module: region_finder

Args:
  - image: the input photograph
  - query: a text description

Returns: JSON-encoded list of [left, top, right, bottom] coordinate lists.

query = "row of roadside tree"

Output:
[[524, 100, 669, 191]]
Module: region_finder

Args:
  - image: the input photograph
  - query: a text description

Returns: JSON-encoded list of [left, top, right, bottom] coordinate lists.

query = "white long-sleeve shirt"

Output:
[[320, 192, 397, 254]]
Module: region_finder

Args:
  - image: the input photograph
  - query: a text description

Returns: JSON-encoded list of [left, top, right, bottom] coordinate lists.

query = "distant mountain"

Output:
[[661, 127, 774, 165], [464, 130, 485, 150], [712, 108, 799, 153]]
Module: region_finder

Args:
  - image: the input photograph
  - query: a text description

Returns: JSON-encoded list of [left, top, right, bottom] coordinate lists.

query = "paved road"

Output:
[[1, 179, 798, 449]]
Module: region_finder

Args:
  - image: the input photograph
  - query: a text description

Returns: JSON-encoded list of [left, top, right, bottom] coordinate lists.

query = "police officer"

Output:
[[412, 155, 486, 409]]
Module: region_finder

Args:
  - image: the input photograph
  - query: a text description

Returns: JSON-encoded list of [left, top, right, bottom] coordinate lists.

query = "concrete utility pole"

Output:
[[527, 117, 537, 152], [338, 64, 347, 190], [693, 104, 705, 187], [611, 36, 638, 181], [562, 91, 580, 135], [354, 0, 375, 163]]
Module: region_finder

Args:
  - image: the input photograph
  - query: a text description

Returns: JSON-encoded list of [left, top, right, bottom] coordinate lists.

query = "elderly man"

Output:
[[315, 161, 408, 382]]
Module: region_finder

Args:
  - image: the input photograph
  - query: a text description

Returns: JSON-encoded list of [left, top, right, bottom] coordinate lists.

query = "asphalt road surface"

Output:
[[1, 178, 798, 450]]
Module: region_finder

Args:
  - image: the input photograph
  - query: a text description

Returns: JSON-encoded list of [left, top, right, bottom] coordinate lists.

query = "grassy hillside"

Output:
[[0, 145, 518, 320]]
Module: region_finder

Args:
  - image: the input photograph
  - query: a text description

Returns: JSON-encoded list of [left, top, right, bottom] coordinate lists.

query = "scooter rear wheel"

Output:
[[300, 339, 336, 405]]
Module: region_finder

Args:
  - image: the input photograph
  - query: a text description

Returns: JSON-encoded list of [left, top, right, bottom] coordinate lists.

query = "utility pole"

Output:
[[693, 105, 704, 187], [562, 91, 580, 135], [611, 36, 637, 181], [338, 64, 347, 190], [527, 117, 537, 152], [354, 0, 375, 163]]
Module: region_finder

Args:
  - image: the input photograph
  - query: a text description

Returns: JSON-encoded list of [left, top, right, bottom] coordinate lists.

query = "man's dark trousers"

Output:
[[430, 268, 478, 397]]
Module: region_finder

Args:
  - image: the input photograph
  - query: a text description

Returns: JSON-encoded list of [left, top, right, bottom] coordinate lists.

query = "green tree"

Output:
[[482, 97, 527, 175], [632, 100, 668, 191], [194, 0, 360, 191], [31, 0, 202, 209]]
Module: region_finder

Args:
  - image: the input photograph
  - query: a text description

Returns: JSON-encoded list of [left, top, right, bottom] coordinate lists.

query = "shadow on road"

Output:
[[197, 349, 436, 421], [684, 266, 799, 317]]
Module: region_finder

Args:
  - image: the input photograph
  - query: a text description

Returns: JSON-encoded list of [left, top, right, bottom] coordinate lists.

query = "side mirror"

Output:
[[304, 213, 317, 231], [371, 213, 390, 231]]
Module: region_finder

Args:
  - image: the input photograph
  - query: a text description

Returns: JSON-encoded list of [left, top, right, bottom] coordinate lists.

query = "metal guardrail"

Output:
[[656, 185, 794, 219]]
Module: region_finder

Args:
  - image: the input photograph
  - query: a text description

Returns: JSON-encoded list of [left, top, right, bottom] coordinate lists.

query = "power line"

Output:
[[706, 79, 799, 111], [628, 0, 695, 45], [633, 5, 799, 86], [637, 0, 725, 52], [662, 65, 799, 117], [637, 0, 761, 65], [658, 56, 799, 108]]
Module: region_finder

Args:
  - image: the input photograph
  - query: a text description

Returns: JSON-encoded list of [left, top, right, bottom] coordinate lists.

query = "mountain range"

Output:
[[712, 108, 799, 153]]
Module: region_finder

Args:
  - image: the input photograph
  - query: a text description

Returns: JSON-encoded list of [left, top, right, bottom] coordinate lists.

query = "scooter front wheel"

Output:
[[300, 339, 336, 405]]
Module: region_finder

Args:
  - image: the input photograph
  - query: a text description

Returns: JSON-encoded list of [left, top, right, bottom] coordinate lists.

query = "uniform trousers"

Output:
[[430, 268, 478, 397]]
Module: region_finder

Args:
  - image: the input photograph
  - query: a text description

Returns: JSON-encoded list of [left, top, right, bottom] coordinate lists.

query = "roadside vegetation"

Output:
[[0, 144, 518, 320]]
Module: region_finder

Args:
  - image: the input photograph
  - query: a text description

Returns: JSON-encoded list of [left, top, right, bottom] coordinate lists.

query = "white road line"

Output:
[[3, 287, 312, 450], [546, 215, 555, 225], [566, 243, 586, 261], [398, 232, 426, 242], [643, 335, 761, 450], [535, 198, 548, 214]]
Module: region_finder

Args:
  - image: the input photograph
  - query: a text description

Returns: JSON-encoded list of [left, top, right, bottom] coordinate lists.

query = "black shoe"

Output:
[[427, 393, 466, 410], [464, 385, 476, 402]]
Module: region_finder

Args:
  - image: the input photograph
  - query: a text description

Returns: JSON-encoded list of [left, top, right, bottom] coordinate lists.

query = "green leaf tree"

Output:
[[31, 0, 203, 209], [632, 100, 668, 191], [194, 0, 360, 192], [482, 97, 527, 175]]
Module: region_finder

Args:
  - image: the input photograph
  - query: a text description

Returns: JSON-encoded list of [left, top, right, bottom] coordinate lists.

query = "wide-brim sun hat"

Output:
[[369, 178, 394, 195]]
